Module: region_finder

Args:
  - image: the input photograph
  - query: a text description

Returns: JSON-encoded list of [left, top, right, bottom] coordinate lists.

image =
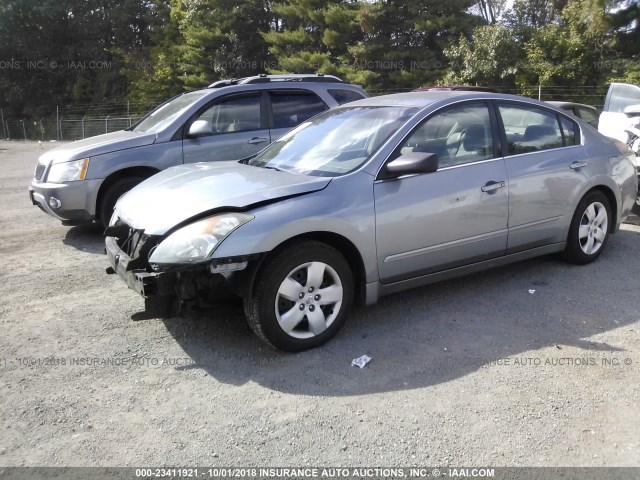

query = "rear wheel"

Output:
[[563, 191, 611, 264], [244, 240, 354, 352], [98, 176, 146, 227], [632, 194, 640, 217]]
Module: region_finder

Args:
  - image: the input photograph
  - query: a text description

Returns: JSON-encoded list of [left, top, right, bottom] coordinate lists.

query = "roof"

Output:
[[208, 74, 345, 88], [547, 101, 597, 110], [344, 91, 546, 109]]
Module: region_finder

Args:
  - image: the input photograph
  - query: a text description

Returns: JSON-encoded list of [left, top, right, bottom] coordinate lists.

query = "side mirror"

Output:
[[187, 120, 213, 138], [385, 152, 438, 177], [623, 104, 640, 117]]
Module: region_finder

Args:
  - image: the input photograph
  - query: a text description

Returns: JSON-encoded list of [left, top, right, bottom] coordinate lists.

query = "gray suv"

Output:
[[28, 74, 367, 225]]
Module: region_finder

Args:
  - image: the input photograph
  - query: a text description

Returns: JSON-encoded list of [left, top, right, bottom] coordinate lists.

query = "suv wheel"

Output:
[[98, 177, 146, 227]]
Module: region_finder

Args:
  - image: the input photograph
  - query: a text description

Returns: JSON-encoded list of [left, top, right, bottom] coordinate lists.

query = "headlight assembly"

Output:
[[46, 158, 89, 183], [149, 213, 253, 265]]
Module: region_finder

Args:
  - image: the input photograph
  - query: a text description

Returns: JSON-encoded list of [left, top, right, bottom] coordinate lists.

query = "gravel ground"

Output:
[[0, 140, 639, 468]]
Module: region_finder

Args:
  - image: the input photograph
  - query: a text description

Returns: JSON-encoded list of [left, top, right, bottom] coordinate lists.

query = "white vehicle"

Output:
[[599, 83, 640, 214], [599, 83, 640, 143]]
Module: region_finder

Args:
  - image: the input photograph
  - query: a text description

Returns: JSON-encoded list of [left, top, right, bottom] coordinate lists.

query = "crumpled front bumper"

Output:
[[105, 236, 174, 298]]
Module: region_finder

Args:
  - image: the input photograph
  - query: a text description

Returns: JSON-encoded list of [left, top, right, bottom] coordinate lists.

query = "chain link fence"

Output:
[[0, 86, 609, 142], [0, 101, 161, 142]]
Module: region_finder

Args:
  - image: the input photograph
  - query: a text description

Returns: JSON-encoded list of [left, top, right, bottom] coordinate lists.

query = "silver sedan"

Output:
[[106, 92, 638, 351]]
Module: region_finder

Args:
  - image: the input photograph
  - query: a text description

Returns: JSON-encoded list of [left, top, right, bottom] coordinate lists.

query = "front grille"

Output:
[[34, 164, 46, 181], [110, 222, 160, 271]]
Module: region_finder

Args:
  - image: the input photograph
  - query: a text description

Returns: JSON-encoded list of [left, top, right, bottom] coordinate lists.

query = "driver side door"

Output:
[[182, 92, 270, 164], [374, 102, 509, 283]]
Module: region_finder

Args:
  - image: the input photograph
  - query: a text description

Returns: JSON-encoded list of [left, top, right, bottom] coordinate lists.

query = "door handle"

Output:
[[248, 137, 268, 145], [569, 161, 588, 170], [481, 181, 506, 193]]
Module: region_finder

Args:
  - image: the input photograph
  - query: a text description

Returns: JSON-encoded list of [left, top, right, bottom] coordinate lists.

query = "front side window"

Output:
[[248, 106, 419, 177], [269, 91, 328, 128], [195, 95, 261, 134], [498, 104, 564, 155], [395, 102, 495, 168]]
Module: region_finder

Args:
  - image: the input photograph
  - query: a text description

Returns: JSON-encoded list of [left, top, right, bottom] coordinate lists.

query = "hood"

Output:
[[38, 130, 157, 165], [115, 161, 331, 235]]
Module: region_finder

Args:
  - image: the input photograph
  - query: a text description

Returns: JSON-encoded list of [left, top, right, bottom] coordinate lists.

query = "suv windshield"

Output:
[[132, 91, 210, 133], [248, 106, 419, 176]]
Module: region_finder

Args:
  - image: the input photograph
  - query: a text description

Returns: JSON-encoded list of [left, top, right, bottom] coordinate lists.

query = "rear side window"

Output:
[[269, 91, 328, 129], [328, 89, 366, 105], [498, 104, 564, 155], [576, 107, 597, 126], [608, 84, 640, 113]]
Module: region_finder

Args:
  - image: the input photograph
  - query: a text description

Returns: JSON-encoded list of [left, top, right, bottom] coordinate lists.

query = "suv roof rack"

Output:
[[208, 74, 344, 89]]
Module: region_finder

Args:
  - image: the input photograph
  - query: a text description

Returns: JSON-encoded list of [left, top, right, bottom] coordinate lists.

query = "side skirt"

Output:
[[364, 242, 566, 305]]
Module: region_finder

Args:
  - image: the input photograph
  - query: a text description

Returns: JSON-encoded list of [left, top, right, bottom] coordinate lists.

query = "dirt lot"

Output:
[[0, 140, 639, 468]]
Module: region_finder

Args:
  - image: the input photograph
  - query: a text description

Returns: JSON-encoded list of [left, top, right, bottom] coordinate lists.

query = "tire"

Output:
[[632, 194, 640, 217], [563, 190, 611, 265], [98, 176, 146, 227], [244, 240, 354, 352]]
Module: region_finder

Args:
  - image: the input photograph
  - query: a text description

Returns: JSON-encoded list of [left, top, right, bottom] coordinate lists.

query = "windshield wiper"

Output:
[[238, 154, 257, 165]]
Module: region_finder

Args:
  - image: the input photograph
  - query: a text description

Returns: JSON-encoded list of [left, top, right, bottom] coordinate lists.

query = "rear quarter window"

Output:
[[328, 89, 366, 105], [559, 115, 579, 146]]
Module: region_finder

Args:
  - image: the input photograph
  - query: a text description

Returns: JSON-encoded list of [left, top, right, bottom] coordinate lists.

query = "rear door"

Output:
[[182, 92, 270, 164], [496, 102, 587, 252]]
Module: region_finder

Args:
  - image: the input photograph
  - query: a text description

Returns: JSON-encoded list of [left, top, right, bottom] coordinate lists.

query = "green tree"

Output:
[[123, 0, 187, 106], [351, 0, 482, 90], [0, 0, 162, 115], [174, 0, 272, 89], [523, 0, 613, 87], [444, 24, 522, 86], [262, 0, 363, 77]]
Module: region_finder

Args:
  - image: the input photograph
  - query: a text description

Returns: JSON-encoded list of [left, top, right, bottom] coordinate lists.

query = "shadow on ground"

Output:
[[62, 223, 105, 254], [142, 228, 640, 397]]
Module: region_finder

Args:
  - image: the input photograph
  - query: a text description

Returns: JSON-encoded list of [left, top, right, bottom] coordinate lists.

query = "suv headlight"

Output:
[[47, 158, 89, 183], [149, 213, 253, 265]]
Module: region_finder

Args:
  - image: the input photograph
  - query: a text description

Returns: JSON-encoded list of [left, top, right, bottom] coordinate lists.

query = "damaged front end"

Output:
[[105, 219, 258, 317]]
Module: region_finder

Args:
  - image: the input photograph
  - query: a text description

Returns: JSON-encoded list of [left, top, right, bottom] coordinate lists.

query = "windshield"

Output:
[[248, 106, 419, 176], [132, 90, 210, 133]]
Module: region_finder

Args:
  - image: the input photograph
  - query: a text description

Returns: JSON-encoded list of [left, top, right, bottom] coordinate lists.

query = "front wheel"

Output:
[[563, 191, 611, 265], [244, 241, 354, 352]]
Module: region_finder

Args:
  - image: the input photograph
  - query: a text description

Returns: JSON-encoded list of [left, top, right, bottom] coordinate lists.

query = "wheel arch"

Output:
[[244, 231, 368, 307], [586, 184, 618, 233], [95, 166, 160, 220]]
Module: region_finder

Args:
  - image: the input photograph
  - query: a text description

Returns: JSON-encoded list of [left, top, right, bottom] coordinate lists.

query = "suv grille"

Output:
[[34, 164, 46, 181]]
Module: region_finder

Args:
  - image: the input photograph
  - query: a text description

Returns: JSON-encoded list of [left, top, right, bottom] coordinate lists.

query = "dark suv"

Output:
[[29, 74, 368, 225]]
